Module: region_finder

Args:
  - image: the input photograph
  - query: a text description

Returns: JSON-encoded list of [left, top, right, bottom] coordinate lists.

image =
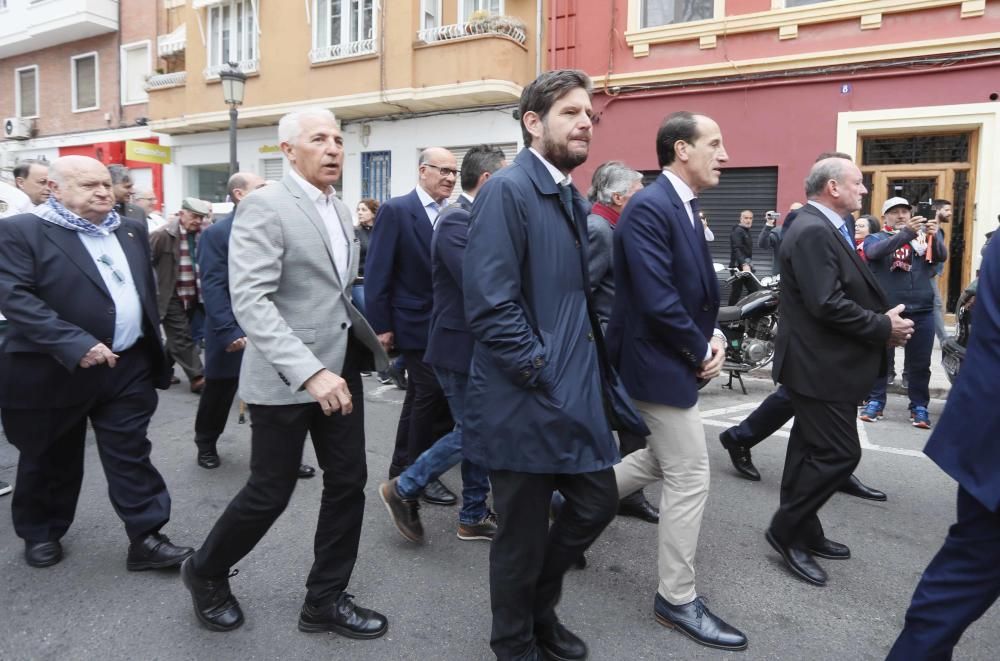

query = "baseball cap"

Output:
[[881, 196, 910, 216]]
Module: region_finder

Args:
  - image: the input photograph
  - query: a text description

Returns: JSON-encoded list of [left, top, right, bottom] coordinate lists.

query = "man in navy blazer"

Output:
[[0, 156, 192, 570], [887, 236, 1000, 659], [605, 111, 747, 651], [379, 145, 506, 545], [364, 148, 459, 505]]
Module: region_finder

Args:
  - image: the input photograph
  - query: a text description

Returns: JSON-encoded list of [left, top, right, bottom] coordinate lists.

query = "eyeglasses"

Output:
[[96, 254, 126, 285], [422, 163, 459, 178]]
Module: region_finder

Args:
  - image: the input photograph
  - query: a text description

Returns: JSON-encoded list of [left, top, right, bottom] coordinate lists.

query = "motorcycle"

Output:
[[698, 265, 780, 394], [941, 278, 977, 384]]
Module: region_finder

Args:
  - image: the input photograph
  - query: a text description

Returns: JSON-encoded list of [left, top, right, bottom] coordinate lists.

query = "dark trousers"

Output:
[[869, 311, 934, 408], [769, 390, 861, 548], [726, 385, 794, 449], [192, 345, 366, 606], [161, 295, 203, 382], [2, 346, 171, 542], [193, 377, 240, 453], [887, 486, 1000, 660], [388, 349, 452, 472], [489, 468, 618, 660]]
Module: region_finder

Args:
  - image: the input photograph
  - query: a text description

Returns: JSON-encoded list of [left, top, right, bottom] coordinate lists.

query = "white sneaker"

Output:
[[0, 480, 12, 497]]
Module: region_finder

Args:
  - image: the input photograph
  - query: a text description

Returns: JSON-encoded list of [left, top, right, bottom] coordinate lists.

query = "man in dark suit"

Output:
[[379, 145, 506, 544], [463, 70, 621, 661], [887, 236, 1000, 659], [364, 147, 458, 505], [108, 164, 147, 222], [606, 111, 747, 651], [0, 155, 193, 570], [727, 209, 755, 304], [766, 155, 912, 587]]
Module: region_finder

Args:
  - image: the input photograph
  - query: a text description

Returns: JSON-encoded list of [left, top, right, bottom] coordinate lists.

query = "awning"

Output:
[[157, 23, 186, 57]]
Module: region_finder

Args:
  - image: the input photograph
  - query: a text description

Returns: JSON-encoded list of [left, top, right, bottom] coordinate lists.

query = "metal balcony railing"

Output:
[[309, 38, 376, 64], [204, 58, 259, 80], [417, 19, 527, 46], [145, 71, 187, 91]]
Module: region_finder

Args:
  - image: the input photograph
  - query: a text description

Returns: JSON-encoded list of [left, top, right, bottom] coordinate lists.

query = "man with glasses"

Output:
[[364, 148, 460, 506], [133, 188, 165, 232], [0, 155, 192, 570], [108, 164, 146, 222]]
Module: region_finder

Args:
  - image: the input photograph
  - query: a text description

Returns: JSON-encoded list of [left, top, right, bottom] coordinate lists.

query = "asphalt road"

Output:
[[1, 371, 997, 660]]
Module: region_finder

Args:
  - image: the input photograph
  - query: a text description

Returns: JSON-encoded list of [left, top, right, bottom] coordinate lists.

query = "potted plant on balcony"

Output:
[[467, 11, 527, 42]]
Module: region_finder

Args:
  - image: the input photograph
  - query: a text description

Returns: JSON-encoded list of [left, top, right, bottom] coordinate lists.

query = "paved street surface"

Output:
[[2, 366, 997, 660]]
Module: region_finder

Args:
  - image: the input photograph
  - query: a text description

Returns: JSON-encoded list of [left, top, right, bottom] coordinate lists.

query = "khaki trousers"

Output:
[[614, 399, 709, 605]]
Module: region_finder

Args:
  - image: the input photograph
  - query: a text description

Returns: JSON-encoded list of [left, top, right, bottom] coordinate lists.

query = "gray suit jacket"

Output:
[[229, 173, 388, 405], [586, 211, 615, 327]]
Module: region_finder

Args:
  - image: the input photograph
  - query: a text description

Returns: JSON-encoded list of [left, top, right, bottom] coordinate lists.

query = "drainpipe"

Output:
[[535, 0, 543, 75]]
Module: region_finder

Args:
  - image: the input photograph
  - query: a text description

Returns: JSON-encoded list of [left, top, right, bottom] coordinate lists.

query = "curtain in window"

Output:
[[75, 56, 97, 109], [18, 70, 37, 117]]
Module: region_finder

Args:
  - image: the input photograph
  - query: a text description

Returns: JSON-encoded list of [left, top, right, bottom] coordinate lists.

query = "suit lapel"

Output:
[[283, 176, 345, 289], [40, 222, 110, 299], [114, 222, 159, 324], [409, 191, 434, 253], [658, 176, 716, 299], [806, 205, 884, 296]]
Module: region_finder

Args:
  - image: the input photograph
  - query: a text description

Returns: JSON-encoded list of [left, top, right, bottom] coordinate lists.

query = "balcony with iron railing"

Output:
[[203, 58, 259, 80], [309, 38, 377, 64], [416, 16, 527, 46], [145, 71, 187, 91]]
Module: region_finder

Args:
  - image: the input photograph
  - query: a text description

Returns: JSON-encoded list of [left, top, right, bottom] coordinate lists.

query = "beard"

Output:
[[540, 131, 589, 173]]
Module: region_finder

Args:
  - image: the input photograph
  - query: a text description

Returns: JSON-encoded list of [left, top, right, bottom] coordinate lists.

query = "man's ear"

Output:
[[522, 111, 544, 143]]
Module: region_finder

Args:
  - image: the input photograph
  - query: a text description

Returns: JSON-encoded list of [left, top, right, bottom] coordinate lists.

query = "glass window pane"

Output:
[[331, 0, 342, 45], [75, 56, 97, 109], [19, 70, 37, 117], [209, 7, 220, 68], [124, 45, 149, 103], [317, 0, 329, 46], [642, 0, 713, 28], [363, 0, 373, 39], [785, 0, 831, 7], [246, 0, 255, 59], [222, 4, 231, 63]]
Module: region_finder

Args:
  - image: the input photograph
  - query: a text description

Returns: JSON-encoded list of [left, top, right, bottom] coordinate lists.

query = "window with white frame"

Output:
[[71, 53, 99, 112], [420, 0, 440, 30], [312, 0, 377, 63], [206, 0, 258, 77], [121, 41, 151, 105], [15, 66, 39, 118], [641, 0, 715, 28], [462, 0, 502, 21]]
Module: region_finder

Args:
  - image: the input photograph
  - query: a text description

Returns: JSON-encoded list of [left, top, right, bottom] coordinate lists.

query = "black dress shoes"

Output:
[[837, 474, 887, 501], [25, 540, 63, 568], [618, 490, 659, 523], [181, 558, 244, 632], [126, 531, 194, 571], [807, 537, 851, 560], [765, 528, 827, 586], [653, 593, 748, 651], [421, 478, 457, 506], [297, 464, 316, 479], [719, 430, 761, 481], [198, 451, 220, 469], [298, 593, 388, 639], [536, 620, 588, 660]]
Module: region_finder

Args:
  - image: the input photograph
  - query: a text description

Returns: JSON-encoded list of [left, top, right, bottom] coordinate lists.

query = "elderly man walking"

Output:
[[150, 197, 210, 393], [181, 109, 388, 639], [0, 155, 192, 570]]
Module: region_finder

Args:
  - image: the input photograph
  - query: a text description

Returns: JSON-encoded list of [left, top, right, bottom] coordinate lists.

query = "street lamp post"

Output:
[[219, 62, 247, 178]]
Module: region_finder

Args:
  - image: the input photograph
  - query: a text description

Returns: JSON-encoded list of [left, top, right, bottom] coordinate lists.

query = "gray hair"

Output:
[[804, 157, 850, 198], [108, 163, 131, 185], [278, 108, 337, 145], [587, 161, 642, 204]]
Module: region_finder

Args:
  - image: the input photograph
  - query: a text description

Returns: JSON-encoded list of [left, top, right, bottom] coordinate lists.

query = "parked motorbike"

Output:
[[941, 278, 977, 384], [699, 265, 780, 393]]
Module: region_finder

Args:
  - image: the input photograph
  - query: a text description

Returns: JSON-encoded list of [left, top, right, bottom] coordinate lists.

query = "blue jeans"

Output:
[[396, 367, 490, 524], [868, 311, 934, 408], [351, 283, 365, 317]]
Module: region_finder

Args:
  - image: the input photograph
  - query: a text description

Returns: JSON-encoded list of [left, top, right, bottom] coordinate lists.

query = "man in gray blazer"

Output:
[[180, 109, 389, 640]]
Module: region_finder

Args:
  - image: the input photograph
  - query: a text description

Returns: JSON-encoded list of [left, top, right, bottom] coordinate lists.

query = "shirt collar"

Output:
[[807, 200, 847, 229], [662, 168, 696, 205], [529, 147, 572, 186], [460, 192, 474, 205], [289, 167, 336, 203], [415, 184, 444, 210]]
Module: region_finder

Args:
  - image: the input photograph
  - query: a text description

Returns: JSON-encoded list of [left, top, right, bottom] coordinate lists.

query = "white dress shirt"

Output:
[[76, 232, 144, 351], [415, 185, 447, 227], [662, 169, 697, 227], [289, 168, 350, 287], [529, 148, 572, 187]]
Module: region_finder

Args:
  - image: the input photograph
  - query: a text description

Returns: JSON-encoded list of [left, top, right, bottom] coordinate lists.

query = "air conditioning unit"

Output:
[[3, 117, 34, 140]]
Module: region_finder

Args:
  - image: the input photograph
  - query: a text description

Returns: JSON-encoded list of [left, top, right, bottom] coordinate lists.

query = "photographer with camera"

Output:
[[859, 197, 947, 429]]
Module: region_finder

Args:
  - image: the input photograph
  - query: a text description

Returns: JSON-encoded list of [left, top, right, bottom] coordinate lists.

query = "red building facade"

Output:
[[552, 0, 1000, 307]]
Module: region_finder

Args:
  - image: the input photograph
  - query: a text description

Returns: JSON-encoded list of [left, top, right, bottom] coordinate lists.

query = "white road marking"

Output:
[[701, 399, 928, 458]]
